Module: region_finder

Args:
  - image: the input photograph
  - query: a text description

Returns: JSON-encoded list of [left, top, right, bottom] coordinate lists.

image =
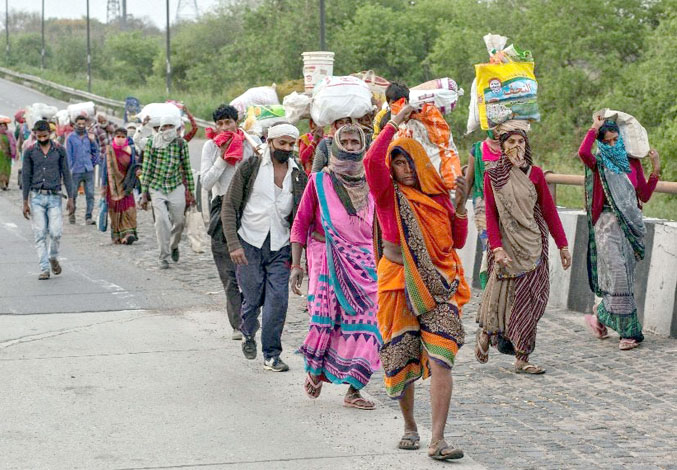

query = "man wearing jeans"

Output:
[[140, 115, 195, 269], [222, 122, 307, 372], [201, 104, 260, 340], [66, 115, 99, 225], [22, 120, 75, 280]]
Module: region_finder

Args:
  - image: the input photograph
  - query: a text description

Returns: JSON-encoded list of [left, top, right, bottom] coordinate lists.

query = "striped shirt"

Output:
[[140, 137, 195, 194]]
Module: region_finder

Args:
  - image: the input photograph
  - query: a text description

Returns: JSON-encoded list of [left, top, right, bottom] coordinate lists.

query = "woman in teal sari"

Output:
[[578, 116, 660, 350]]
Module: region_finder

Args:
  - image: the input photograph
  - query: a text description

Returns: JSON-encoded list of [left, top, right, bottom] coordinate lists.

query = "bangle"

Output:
[[387, 120, 399, 130], [560, 246, 569, 251], [455, 210, 467, 219], [492, 247, 504, 253], [291, 264, 304, 271]]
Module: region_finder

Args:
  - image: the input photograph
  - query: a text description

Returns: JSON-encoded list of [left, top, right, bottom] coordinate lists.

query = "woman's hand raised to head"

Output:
[[392, 104, 416, 126], [591, 115, 605, 131]]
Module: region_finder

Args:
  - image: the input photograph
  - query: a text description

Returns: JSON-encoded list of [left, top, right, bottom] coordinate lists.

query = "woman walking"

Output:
[[365, 105, 470, 461], [290, 124, 381, 409], [476, 122, 571, 374], [102, 127, 138, 244], [0, 119, 17, 190], [578, 116, 660, 350]]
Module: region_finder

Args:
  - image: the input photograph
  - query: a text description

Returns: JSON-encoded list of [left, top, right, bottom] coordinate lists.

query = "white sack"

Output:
[[310, 76, 372, 127]]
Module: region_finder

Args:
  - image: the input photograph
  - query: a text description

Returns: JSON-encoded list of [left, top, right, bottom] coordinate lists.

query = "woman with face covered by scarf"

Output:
[[476, 122, 571, 374], [290, 124, 382, 410], [578, 116, 660, 350]]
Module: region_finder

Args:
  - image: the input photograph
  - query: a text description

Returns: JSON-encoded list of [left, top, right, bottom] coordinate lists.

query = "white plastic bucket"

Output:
[[302, 51, 335, 94]]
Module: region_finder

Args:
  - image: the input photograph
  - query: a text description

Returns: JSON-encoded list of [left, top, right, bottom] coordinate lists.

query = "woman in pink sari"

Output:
[[290, 124, 382, 410], [102, 128, 138, 244]]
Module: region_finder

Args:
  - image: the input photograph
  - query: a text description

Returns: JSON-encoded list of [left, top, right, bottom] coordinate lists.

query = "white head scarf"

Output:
[[152, 115, 180, 149], [267, 122, 299, 141]]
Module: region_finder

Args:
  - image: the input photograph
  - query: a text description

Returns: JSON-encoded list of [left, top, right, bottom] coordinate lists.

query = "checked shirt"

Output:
[[141, 137, 195, 194]]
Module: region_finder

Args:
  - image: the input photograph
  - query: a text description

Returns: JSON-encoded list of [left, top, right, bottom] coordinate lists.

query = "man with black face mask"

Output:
[[221, 122, 307, 372], [22, 120, 75, 280], [66, 115, 100, 225]]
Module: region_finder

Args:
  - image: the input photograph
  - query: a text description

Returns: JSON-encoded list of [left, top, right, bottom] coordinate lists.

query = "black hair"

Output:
[[597, 121, 620, 142], [74, 115, 87, 122], [33, 120, 51, 132], [114, 127, 128, 136], [213, 104, 238, 123], [385, 82, 410, 104]]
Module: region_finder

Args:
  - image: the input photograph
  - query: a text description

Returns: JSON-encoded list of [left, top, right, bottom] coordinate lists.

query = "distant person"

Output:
[[140, 116, 195, 269], [201, 104, 260, 341], [310, 116, 352, 173], [66, 115, 100, 225], [373, 81, 410, 138], [101, 127, 138, 245], [298, 118, 323, 175], [0, 120, 17, 190], [21, 120, 75, 280], [221, 122, 307, 372]]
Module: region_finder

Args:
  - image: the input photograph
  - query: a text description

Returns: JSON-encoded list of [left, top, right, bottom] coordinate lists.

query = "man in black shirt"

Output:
[[22, 120, 75, 280]]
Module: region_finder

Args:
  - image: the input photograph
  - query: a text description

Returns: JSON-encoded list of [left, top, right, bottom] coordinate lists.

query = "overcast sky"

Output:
[[11, 1, 221, 27]]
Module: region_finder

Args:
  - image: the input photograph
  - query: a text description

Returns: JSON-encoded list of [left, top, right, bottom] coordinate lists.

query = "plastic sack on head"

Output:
[[67, 101, 96, 122], [137, 103, 182, 128], [594, 109, 650, 159], [230, 86, 279, 121], [351, 70, 390, 107], [26, 103, 58, 129], [282, 92, 312, 124], [310, 76, 373, 127], [410, 77, 463, 115]]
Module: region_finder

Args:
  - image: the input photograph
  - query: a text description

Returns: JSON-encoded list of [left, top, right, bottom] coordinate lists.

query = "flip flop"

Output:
[[304, 373, 322, 399], [428, 439, 464, 460], [398, 431, 420, 450], [619, 339, 640, 351], [475, 329, 489, 364], [515, 363, 546, 375], [344, 392, 375, 410]]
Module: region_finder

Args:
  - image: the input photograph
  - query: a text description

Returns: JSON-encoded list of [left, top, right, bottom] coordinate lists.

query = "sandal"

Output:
[[584, 313, 609, 339], [475, 329, 489, 364], [344, 390, 375, 410], [398, 431, 420, 450], [428, 439, 464, 460], [515, 363, 546, 375], [304, 373, 322, 399], [619, 338, 640, 351]]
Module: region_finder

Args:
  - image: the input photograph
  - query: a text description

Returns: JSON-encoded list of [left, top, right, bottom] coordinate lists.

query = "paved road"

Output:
[[0, 76, 206, 170]]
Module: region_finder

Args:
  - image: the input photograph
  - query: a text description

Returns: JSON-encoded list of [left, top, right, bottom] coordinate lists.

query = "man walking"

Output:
[[66, 115, 99, 225], [201, 104, 260, 340], [222, 122, 307, 372], [22, 120, 75, 280], [140, 116, 195, 269]]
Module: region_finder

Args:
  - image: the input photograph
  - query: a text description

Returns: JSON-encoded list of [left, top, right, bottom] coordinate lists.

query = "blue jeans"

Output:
[[72, 171, 95, 219], [237, 236, 291, 360], [30, 192, 63, 272]]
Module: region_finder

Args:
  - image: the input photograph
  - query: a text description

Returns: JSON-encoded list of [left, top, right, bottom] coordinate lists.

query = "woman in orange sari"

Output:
[[365, 105, 470, 461]]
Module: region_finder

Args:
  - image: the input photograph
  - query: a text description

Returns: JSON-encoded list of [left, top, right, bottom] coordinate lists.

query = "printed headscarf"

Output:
[[596, 121, 630, 174], [327, 124, 369, 215]]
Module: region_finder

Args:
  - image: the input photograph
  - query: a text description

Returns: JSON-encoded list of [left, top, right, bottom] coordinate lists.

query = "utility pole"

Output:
[[5, 0, 9, 59], [165, 0, 171, 95], [40, 0, 45, 69], [121, 0, 127, 29], [86, 0, 91, 92], [319, 0, 325, 50]]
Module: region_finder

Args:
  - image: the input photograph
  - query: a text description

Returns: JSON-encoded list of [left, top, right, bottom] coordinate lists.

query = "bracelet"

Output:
[[455, 210, 467, 219], [387, 120, 399, 130], [492, 247, 504, 253], [291, 264, 304, 271], [560, 246, 569, 251]]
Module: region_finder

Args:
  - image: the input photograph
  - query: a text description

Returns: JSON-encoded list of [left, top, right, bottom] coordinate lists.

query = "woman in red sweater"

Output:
[[578, 116, 660, 350], [476, 124, 571, 374]]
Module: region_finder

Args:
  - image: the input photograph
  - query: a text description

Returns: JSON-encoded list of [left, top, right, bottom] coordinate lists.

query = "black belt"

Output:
[[31, 188, 60, 195]]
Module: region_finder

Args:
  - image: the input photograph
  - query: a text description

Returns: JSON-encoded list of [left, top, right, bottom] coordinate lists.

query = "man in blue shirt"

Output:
[[66, 115, 99, 225]]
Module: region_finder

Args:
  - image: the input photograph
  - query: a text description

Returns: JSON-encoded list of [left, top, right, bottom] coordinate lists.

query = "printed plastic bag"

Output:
[[98, 198, 108, 232], [410, 77, 463, 115], [310, 76, 373, 127], [282, 92, 312, 124], [185, 205, 207, 253], [351, 70, 390, 105], [475, 61, 539, 130], [594, 109, 650, 159], [242, 105, 288, 135], [230, 86, 279, 120]]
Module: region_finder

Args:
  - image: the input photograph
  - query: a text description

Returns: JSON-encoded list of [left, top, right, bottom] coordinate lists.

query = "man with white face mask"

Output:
[[139, 115, 195, 269]]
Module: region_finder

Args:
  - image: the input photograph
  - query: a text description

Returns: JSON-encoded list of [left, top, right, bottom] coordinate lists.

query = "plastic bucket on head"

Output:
[[302, 51, 335, 94]]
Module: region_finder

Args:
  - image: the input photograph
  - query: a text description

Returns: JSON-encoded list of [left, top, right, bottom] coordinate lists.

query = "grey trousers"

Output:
[[211, 236, 242, 331], [150, 185, 186, 263]]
